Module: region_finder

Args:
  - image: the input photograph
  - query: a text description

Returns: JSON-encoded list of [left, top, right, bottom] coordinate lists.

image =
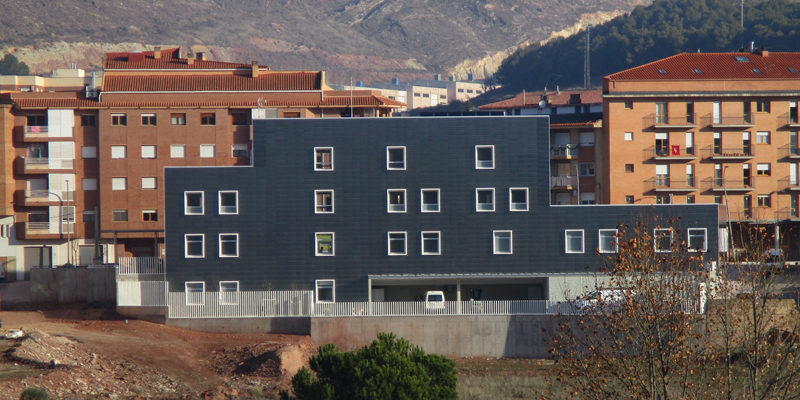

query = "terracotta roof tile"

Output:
[[104, 48, 256, 70], [103, 73, 322, 92], [606, 52, 800, 81], [479, 89, 602, 110], [12, 95, 404, 109]]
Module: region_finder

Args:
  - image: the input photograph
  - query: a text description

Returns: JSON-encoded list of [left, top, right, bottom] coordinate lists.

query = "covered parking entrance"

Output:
[[368, 273, 553, 303]]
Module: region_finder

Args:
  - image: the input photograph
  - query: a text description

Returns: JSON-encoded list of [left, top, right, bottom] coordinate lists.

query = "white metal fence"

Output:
[[118, 257, 165, 275], [167, 290, 314, 319], [117, 281, 167, 306]]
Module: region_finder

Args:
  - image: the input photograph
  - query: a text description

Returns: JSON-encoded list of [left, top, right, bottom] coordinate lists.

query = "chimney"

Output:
[[252, 61, 259, 78], [761, 45, 769, 57], [186, 53, 195, 65], [154, 46, 162, 59]]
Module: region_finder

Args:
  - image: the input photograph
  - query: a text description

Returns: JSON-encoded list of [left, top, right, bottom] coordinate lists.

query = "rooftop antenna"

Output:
[[584, 26, 591, 89], [543, 73, 561, 93]]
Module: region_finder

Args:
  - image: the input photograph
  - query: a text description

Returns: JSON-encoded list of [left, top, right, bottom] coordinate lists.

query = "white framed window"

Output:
[[111, 177, 127, 191], [493, 230, 512, 254], [687, 228, 707, 252], [142, 209, 157, 221], [219, 191, 238, 214], [184, 191, 204, 215], [565, 230, 585, 253], [475, 145, 495, 169], [316, 280, 335, 302], [421, 189, 440, 213], [315, 232, 334, 256], [579, 132, 595, 146], [314, 147, 333, 171], [388, 232, 407, 256], [185, 234, 205, 258], [315, 190, 334, 213], [219, 233, 239, 257], [421, 231, 441, 255], [110, 145, 126, 159], [387, 189, 407, 213], [111, 113, 127, 126], [598, 229, 618, 253], [81, 146, 97, 158], [476, 188, 495, 212], [142, 177, 157, 190], [624, 132, 634, 141], [141, 113, 157, 126], [185, 282, 205, 305], [756, 131, 771, 144], [387, 146, 406, 170], [200, 144, 216, 158], [219, 281, 239, 305], [509, 187, 529, 211], [232, 144, 248, 158], [170, 144, 186, 158], [82, 178, 97, 191], [141, 145, 156, 159], [654, 228, 673, 253]]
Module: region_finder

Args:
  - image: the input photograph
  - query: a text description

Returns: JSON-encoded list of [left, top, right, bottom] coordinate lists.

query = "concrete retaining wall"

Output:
[[30, 267, 116, 304], [166, 317, 311, 335]]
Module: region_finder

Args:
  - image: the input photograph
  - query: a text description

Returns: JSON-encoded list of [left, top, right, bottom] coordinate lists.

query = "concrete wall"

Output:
[[166, 317, 311, 335], [30, 267, 115, 304]]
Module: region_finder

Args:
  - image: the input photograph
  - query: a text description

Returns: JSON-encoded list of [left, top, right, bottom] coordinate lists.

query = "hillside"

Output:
[[0, 0, 647, 83]]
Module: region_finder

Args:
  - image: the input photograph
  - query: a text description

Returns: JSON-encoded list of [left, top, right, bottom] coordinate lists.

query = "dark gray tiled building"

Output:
[[164, 117, 719, 302]]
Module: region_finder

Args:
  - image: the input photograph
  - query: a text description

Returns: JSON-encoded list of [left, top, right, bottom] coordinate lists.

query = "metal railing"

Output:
[[25, 222, 50, 231], [779, 145, 800, 159], [549, 144, 579, 157], [779, 177, 800, 191], [550, 175, 578, 188], [24, 125, 49, 134], [700, 146, 755, 159], [313, 300, 579, 317], [777, 112, 800, 127], [24, 189, 74, 202], [701, 178, 754, 191], [644, 145, 696, 160], [168, 290, 314, 318], [23, 158, 75, 170], [700, 113, 755, 127], [776, 207, 800, 220], [118, 257, 165, 275], [642, 113, 697, 128], [645, 176, 697, 191]]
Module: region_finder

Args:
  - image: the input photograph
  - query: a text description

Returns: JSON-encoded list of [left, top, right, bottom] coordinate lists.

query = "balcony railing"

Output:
[[20, 126, 77, 142], [778, 177, 800, 191], [550, 175, 578, 188], [701, 178, 754, 191], [777, 112, 800, 127], [645, 176, 697, 192], [118, 257, 165, 275], [700, 113, 755, 127], [778, 145, 800, 159], [700, 146, 755, 160], [642, 113, 697, 129], [550, 144, 579, 158], [776, 207, 800, 220], [24, 189, 74, 203], [644, 145, 697, 160], [22, 157, 75, 173]]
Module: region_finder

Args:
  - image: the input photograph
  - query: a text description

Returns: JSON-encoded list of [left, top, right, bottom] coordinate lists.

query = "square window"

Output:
[[565, 230, 584, 253], [624, 132, 633, 141], [112, 209, 128, 222], [142, 209, 158, 221], [421, 189, 440, 213], [81, 114, 96, 126], [220, 281, 239, 305], [625, 195, 634, 204], [421, 231, 441, 255], [201, 113, 216, 125], [185, 282, 205, 305], [687, 228, 707, 252], [579, 163, 595, 176], [82, 178, 97, 191], [315, 232, 334, 256], [624, 101, 633, 109], [111, 113, 127, 126], [185, 191, 204, 215], [170, 145, 186, 158], [111, 145, 127, 159], [199, 144, 215, 158], [26, 115, 47, 126], [185, 234, 205, 258], [219, 233, 239, 257], [81, 146, 97, 158], [83, 211, 95, 223], [475, 145, 495, 169], [111, 177, 127, 191], [687, 195, 695, 204], [654, 228, 673, 252], [232, 144, 248, 158], [387, 189, 407, 213], [141, 145, 156, 159], [387, 146, 406, 170], [757, 194, 771, 207], [509, 188, 529, 211], [493, 231, 512, 254], [314, 147, 333, 171], [388, 232, 407, 256], [231, 112, 248, 126], [598, 229, 618, 253], [756, 100, 771, 113], [714, 195, 723, 205], [756, 163, 771, 176], [219, 191, 238, 214], [476, 188, 495, 212], [141, 113, 157, 126], [756, 131, 770, 144], [171, 113, 186, 125], [315, 190, 334, 213], [316, 280, 335, 302], [625, 164, 634, 172], [142, 177, 157, 190]]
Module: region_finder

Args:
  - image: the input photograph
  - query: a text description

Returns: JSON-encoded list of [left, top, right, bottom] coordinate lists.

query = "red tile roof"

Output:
[[103, 73, 322, 92], [479, 89, 602, 110], [12, 95, 405, 109], [606, 52, 800, 81], [104, 48, 258, 70]]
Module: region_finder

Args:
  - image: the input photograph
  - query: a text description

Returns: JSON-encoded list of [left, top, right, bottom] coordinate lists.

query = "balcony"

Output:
[[17, 221, 75, 240], [18, 126, 76, 142], [642, 113, 697, 129], [777, 113, 800, 128], [550, 144, 579, 159], [726, 208, 780, 222], [19, 189, 74, 206], [779, 145, 800, 159], [643, 145, 697, 161], [776, 207, 800, 220], [118, 257, 166, 275], [645, 176, 697, 192], [779, 177, 800, 191], [701, 178, 754, 192], [700, 146, 755, 160], [550, 175, 578, 190], [700, 113, 755, 128], [18, 157, 75, 174]]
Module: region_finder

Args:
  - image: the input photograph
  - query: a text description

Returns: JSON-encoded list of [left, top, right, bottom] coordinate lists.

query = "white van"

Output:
[[424, 291, 445, 309]]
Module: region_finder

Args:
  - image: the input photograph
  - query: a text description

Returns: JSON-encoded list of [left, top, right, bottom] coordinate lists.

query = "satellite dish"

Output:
[[538, 100, 547, 108]]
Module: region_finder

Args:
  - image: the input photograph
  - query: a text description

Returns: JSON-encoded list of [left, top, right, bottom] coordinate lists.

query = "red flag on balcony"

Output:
[[671, 145, 680, 155]]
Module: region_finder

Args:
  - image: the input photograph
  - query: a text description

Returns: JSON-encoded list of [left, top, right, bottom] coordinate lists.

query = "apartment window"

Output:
[[184, 191, 204, 215], [185, 234, 204, 258], [656, 195, 670, 204], [421, 231, 441, 255], [509, 188, 529, 211], [756, 163, 771, 176], [687, 195, 695, 204], [687, 228, 707, 252], [579, 132, 595, 146], [714, 195, 723, 205], [624, 132, 633, 141], [314, 147, 333, 171], [81, 146, 97, 159], [219, 234, 239, 257], [112, 209, 128, 222], [654, 228, 673, 252], [388, 232, 407, 256], [199, 144, 215, 158], [476, 188, 495, 212], [141, 113, 157, 126], [625, 164, 634, 173], [756, 100, 771, 113], [219, 191, 238, 214], [625, 195, 634, 204], [219, 282, 239, 305], [493, 231, 512, 254], [83, 210, 95, 223], [170, 145, 186, 158], [315, 190, 334, 213], [80, 114, 96, 126], [231, 112, 248, 126], [142, 209, 158, 222], [141, 145, 156, 159], [185, 282, 205, 306], [171, 113, 186, 125], [457, 89, 464, 93], [315, 232, 334, 256], [475, 146, 495, 169], [111, 177, 127, 191], [565, 230, 585, 253], [624, 101, 633, 109], [756, 131, 770, 144], [232, 144, 248, 158], [201, 113, 216, 125], [579, 163, 595, 176], [414, 93, 421, 97], [422, 93, 430, 98], [598, 229, 618, 253], [387, 189, 407, 213], [757, 194, 771, 207], [441, 95, 447, 100], [111, 113, 127, 126], [81, 178, 97, 191], [387, 146, 406, 170], [316, 280, 335, 302], [655, 102, 667, 124], [110, 145, 126, 159], [581, 193, 596, 205], [141, 177, 157, 190], [421, 189, 440, 212]]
